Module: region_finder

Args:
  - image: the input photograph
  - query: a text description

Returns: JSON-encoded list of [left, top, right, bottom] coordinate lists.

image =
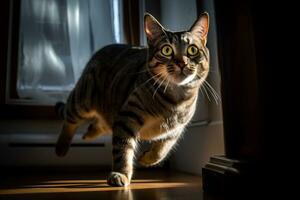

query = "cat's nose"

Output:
[[177, 62, 186, 68], [175, 56, 188, 68]]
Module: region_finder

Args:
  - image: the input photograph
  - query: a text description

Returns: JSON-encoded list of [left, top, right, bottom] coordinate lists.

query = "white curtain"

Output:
[[17, 0, 123, 105]]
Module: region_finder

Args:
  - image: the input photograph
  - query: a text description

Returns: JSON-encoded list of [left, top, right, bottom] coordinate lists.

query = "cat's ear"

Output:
[[190, 12, 209, 46], [144, 13, 166, 43]]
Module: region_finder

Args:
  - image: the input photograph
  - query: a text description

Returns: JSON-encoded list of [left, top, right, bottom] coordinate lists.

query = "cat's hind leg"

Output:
[[56, 122, 79, 157], [56, 73, 98, 156], [82, 116, 111, 140], [82, 120, 106, 140], [55, 90, 89, 156], [138, 135, 180, 167], [82, 123, 103, 140]]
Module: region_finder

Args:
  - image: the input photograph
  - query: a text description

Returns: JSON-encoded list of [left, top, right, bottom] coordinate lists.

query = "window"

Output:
[[15, 0, 124, 105]]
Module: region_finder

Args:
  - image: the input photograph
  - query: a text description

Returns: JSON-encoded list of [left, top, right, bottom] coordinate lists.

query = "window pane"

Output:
[[17, 0, 123, 105]]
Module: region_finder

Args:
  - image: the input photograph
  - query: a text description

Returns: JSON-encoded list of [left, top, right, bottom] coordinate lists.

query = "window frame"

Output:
[[0, 0, 57, 119]]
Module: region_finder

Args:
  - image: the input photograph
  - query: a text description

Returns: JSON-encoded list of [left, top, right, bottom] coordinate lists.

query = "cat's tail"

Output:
[[55, 102, 66, 119]]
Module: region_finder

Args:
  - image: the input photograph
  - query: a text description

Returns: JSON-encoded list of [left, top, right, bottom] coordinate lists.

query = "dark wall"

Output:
[[0, 1, 10, 103], [209, 0, 293, 196]]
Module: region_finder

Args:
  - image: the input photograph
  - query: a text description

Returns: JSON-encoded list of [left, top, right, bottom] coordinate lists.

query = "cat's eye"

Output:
[[187, 45, 199, 56], [161, 45, 173, 56]]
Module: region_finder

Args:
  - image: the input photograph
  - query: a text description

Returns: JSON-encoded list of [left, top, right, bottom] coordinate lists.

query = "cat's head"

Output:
[[144, 13, 209, 86]]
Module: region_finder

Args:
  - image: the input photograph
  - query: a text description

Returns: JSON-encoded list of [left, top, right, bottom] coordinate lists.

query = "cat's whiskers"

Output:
[[199, 86, 205, 99], [164, 78, 170, 93], [151, 65, 168, 86], [152, 75, 165, 98], [134, 72, 163, 94], [203, 80, 220, 105], [196, 73, 221, 105], [142, 72, 161, 86], [151, 75, 164, 98], [196, 73, 202, 79], [201, 84, 211, 102], [152, 72, 165, 87], [204, 81, 220, 99], [204, 83, 216, 103], [153, 74, 168, 98]]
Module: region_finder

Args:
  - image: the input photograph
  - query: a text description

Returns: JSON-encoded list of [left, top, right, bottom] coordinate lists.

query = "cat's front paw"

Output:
[[107, 172, 130, 187], [138, 151, 162, 167]]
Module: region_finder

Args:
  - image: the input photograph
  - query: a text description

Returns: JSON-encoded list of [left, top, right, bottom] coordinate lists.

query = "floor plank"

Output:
[[0, 169, 204, 200]]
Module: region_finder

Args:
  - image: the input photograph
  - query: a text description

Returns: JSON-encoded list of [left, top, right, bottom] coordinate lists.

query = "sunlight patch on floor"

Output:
[[0, 179, 198, 195], [41, 179, 164, 184]]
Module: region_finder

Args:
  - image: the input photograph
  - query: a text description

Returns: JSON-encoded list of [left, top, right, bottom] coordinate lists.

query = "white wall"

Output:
[[171, 123, 224, 175]]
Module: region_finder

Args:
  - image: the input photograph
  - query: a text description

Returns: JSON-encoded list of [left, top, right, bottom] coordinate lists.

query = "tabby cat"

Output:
[[55, 12, 210, 187]]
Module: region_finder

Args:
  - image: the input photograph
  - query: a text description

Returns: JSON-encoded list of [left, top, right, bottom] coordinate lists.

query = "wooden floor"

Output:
[[0, 168, 208, 200]]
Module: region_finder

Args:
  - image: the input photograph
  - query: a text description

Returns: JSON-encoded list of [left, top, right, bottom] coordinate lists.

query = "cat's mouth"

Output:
[[171, 69, 196, 85], [151, 64, 196, 86]]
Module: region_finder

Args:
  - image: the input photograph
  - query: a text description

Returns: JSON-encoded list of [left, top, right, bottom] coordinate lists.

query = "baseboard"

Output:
[[0, 133, 112, 166]]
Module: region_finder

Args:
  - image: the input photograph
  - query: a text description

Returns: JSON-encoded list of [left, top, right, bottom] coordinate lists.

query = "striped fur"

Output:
[[56, 12, 210, 187]]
